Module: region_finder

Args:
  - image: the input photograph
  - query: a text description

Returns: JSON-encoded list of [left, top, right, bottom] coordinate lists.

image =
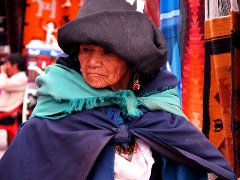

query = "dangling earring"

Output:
[[130, 73, 140, 91]]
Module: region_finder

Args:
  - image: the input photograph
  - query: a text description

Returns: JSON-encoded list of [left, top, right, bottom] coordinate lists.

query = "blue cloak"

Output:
[[0, 57, 236, 180]]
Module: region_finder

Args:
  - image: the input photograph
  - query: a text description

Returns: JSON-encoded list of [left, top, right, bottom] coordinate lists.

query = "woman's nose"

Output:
[[87, 52, 104, 67]]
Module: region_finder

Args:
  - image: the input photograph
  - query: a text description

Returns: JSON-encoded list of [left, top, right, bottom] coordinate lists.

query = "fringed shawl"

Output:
[[31, 64, 187, 120]]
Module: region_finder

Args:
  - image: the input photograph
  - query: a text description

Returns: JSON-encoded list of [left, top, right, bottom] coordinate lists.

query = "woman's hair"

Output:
[[64, 45, 80, 71]]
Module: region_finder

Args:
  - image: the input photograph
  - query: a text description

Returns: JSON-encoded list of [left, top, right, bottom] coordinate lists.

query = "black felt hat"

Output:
[[58, 0, 167, 74]]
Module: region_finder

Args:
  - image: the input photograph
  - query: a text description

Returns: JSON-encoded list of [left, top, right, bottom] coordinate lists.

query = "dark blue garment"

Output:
[[0, 59, 236, 179], [160, 154, 207, 180], [0, 106, 236, 180], [91, 105, 208, 180]]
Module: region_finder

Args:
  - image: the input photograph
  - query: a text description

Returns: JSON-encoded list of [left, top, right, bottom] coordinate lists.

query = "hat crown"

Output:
[[58, 0, 167, 74], [77, 0, 138, 18]]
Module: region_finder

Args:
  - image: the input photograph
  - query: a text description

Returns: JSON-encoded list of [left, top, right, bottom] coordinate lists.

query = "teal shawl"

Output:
[[31, 64, 187, 120]]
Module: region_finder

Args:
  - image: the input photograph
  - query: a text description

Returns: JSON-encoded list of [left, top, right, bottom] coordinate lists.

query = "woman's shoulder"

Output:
[[138, 69, 179, 97]]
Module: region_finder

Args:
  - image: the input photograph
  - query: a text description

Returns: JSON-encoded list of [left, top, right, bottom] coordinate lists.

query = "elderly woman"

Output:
[[0, 0, 236, 179]]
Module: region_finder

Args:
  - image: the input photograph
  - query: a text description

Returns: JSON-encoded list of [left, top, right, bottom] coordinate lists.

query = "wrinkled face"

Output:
[[78, 44, 131, 90]]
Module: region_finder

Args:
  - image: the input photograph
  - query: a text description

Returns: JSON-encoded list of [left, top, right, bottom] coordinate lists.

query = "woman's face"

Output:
[[78, 44, 131, 90]]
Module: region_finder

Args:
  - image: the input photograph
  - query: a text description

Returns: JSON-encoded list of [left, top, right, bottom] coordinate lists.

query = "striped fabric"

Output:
[[160, 0, 182, 101], [203, 1, 240, 177], [205, 0, 239, 20], [145, 0, 239, 177], [180, 0, 205, 131], [203, 10, 240, 177], [218, 0, 231, 16]]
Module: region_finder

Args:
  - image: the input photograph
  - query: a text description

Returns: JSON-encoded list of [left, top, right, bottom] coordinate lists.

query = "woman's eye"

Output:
[[79, 47, 92, 54], [104, 51, 113, 56], [83, 48, 92, 51]]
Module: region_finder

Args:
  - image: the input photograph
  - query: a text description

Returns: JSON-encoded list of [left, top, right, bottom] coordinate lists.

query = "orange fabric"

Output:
[[181, 0, 205, 131], [234, 48, 240, 177], [145, 0, 160, 27], [233, 13, 240, 176], [23, 0, 81, 52], [204, 12, 240, 175]]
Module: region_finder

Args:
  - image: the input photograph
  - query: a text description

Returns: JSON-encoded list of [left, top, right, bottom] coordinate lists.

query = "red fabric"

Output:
[[145, 0, 160, 27], [181, 0, 205, 131]]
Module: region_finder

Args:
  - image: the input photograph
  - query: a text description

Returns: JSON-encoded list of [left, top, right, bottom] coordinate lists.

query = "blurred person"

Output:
[[0, 0, 237, 180], [0, 52, 28, 125]]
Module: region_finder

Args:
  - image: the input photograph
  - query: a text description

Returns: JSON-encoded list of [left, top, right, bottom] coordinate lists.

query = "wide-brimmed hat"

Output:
[[58, 0, 167, 74]]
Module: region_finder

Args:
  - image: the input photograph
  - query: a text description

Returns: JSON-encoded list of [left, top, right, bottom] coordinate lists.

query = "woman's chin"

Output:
[[85, 80, 108, 89]]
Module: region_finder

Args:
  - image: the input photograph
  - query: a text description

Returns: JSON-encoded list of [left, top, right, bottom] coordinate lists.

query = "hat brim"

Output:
[[58, 11, 167, 74]]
